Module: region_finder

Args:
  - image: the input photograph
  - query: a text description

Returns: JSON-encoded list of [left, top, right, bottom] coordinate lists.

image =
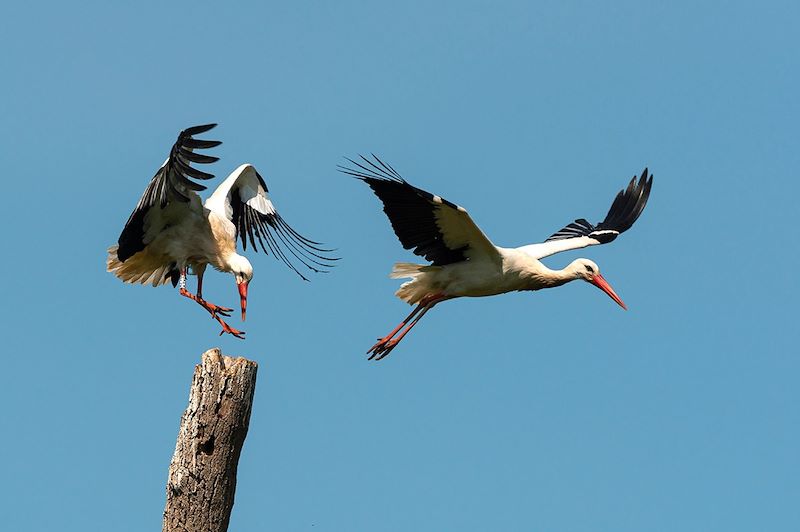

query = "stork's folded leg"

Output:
[[179, 287, 234, 318], [368, 293, 449, 360], [180, 288, 245, 338], [180, 289, 234, 318], [176, 268, 243, 338], [178, 268, 234, 319]]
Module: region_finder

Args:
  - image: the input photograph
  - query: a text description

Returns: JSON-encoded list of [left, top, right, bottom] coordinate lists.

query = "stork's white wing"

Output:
[[207, 164, 337, 280]]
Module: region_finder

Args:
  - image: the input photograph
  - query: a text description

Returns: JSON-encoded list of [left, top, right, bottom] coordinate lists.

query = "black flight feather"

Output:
[[229, 181, 338, 281], [341, 154, 469, 266], [116, 123, 221, 262], [546, 168, 653, 244]]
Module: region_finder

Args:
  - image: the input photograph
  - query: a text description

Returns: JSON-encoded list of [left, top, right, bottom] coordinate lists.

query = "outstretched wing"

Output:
[[116, 123, 221, 262], [523, 168, 653, 260], [210, 164, 338, 281], [341, 155, 500, 266]]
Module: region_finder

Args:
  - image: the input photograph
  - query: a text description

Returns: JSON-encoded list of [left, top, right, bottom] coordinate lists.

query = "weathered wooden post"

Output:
[[163, 348, 258, 532]]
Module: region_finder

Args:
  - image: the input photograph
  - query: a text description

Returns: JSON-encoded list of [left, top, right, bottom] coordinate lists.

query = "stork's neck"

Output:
[[535, 264, 579, 288], [501, 249, 580, 291]]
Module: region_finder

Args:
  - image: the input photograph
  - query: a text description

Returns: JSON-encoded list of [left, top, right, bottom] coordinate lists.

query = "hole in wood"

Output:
[[199, 435, 215, 455]]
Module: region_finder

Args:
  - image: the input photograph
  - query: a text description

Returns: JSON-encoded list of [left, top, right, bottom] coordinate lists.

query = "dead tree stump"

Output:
[[163, 348, 258, 532]]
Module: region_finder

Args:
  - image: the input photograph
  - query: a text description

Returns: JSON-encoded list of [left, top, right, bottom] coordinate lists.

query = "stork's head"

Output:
[[230, 255, 254, 321], [570, 258, 627, 310]]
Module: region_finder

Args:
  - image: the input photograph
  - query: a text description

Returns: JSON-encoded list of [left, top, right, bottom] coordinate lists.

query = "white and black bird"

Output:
[[342, 155, 653, 359], [107, 124, 337, 338]]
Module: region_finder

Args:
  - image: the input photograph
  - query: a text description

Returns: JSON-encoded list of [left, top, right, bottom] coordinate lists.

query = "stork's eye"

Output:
[[585, 264, 595, 273]]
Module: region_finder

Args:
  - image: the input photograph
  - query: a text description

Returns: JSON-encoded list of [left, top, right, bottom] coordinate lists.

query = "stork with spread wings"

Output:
[[344, 155, 652, 359], [108, 123, 337, 338]]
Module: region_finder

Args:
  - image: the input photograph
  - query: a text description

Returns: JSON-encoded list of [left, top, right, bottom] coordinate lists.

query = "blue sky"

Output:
[[2, 1, 798, 530]]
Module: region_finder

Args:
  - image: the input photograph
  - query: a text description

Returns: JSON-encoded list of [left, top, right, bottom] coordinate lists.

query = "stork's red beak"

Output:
[[238, 281, 249, 321], [591, 274, 627, 310]]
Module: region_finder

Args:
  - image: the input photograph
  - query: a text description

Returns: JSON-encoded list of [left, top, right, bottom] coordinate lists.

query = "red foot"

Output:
[[180, 288, 234, 319], [199, 299, 234, 319], [367, 338, 400, 360], [218, 320, 246, 339], [368, 335, 392, 353]]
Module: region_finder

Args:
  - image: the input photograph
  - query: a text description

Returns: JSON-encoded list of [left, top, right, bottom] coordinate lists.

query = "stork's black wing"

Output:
[[547, 168, 653, 243], [526, 168, 653, 259], [225, 165, 338, 281], [116, 123, 221, 262], [341, 155, 500, 266]]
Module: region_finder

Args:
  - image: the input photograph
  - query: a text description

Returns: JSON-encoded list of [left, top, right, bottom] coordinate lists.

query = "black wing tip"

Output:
[[599, 166, 653, 233], [638, 167, 653, 187], [337, 161, 368, 180], [545, 167, 653, 243], [182, 123, 218, 136], [234, 200, 340, 280], [177, 124, 222, 150], [165, 123, 222, 190], [338, 154, 406, 185]]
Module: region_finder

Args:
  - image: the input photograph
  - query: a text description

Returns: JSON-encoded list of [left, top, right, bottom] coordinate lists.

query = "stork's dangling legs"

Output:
[[178, 267, 232, 318], [368, 293, 451, 360], [192, 265, 235, 318], [178, 268, 245, 339], [367, 303, 426, 350]]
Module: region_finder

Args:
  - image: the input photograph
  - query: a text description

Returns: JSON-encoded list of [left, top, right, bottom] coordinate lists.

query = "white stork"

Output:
[[341, 155, 653, 360], [107, 124, 337, 338]]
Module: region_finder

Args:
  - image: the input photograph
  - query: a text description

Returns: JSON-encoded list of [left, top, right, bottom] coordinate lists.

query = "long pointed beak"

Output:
[[591, 274, 627, 310], [238, 281, 248, 321]]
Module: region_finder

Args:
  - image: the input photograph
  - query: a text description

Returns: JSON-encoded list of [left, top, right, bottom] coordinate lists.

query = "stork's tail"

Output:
[[390, 262, 428, 279], [390, 262, 441, 305], [106, 245, 172, 287]]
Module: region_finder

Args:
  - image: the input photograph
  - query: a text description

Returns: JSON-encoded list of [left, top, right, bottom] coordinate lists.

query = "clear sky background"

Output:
[[1, 1, 798, 530]]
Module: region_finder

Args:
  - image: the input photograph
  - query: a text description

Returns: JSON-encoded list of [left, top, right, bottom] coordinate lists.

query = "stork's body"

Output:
[[108, 124, 336, 338], [342, 155, 650, 359], [110, 198, 236, 280], [390, 248, 594, 303]]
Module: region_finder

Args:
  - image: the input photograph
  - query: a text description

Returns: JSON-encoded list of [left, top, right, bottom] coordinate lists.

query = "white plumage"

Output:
[[342, 155, 652, 360], [108, 124, 336, 338]]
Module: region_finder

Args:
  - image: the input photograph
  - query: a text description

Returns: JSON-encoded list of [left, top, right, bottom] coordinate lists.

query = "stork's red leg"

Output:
[[193, 266, 234, 318], [179, 287, 234, 319], [367, 304, 426, 351], [368, 293, 450, 360], [178, 268, 244, 339]]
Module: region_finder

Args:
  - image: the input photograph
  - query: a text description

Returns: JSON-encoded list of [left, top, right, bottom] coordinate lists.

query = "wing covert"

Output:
[[341, 155, 499, 266]]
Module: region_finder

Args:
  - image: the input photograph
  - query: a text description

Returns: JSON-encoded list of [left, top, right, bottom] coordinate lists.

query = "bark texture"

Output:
[[163, 348, 258, 532]]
